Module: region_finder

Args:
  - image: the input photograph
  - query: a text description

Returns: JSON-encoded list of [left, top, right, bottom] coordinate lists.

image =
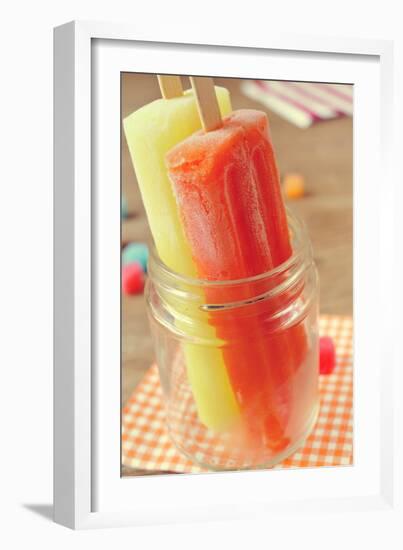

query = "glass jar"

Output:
[[145, 210, 319, 471]]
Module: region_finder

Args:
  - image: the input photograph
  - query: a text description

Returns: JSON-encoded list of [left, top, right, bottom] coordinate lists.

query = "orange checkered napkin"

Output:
[[122, 315, 353, 473]]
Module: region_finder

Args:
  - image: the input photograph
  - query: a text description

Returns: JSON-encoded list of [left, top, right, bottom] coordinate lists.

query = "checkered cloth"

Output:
[[122, 315, 353, 473]]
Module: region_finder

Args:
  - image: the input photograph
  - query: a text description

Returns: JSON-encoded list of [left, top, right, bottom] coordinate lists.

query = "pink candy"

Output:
[[319, 336, 336, 375], [122, 262, 144, 295]]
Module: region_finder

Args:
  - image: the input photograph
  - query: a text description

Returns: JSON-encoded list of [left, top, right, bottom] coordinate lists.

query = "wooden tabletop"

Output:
[[121, 74, 352, 408]]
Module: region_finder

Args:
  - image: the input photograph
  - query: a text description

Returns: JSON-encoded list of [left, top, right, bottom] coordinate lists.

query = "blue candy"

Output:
[[122, 242, 149, 272]]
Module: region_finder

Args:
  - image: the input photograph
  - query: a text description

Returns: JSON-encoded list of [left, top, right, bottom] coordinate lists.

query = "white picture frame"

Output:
[[54, 20, 400, 531]]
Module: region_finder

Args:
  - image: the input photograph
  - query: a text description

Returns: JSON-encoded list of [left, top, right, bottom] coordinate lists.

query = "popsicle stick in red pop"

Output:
[[189, 76, 223, 131]]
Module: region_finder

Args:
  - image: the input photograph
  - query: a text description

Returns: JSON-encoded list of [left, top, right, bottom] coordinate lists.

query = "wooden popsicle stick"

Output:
[[190, 77, 223, 132], [157, 75, 183, 99]]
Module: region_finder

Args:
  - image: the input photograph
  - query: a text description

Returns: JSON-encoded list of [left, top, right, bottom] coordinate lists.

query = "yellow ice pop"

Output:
[[123, 81, 239, 430]]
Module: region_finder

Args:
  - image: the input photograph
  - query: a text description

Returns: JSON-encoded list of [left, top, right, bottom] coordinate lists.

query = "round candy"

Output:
[[122, 242, 149, 272], [121, 195, 129, 219], [319, 336, 336, 375], [283, 173, 305, 200], [122, 262, 144, 295]]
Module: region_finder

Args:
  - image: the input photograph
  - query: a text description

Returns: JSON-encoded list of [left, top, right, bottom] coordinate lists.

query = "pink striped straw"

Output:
[[284, 82, 341, 111], [314, 83, 353, 104], [255, 81, 321, 121]]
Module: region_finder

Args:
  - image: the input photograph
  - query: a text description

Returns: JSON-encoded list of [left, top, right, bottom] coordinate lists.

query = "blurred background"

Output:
[[121, 74, 352, 410]]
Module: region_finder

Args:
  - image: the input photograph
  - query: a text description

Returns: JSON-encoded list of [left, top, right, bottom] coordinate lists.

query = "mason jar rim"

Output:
[[147, 208, 311, 289]]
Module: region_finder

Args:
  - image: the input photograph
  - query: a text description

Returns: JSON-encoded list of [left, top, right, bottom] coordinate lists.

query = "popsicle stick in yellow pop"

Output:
[[123, 75, 239, 431]]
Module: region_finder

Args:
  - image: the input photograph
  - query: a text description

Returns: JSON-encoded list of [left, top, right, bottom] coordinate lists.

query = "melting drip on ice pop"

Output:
[[166, 108, 308, 451]]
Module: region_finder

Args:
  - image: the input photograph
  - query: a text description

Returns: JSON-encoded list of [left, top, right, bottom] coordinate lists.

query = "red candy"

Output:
[[319, 336, 336, 374], [122, 262, 144, 295]]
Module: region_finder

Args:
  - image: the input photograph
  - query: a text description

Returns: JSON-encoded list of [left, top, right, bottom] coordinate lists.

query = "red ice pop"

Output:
[[166, 107, 307, 452]]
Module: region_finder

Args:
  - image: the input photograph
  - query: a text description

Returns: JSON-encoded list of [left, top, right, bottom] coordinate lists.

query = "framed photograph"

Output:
[[54, 20, 398, 530]]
